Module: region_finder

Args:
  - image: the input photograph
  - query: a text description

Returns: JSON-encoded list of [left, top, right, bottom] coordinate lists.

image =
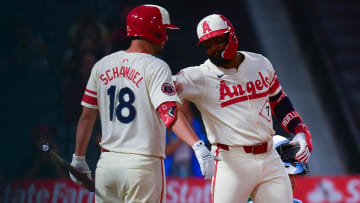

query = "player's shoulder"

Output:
[[147, 56, 170, 69], [241, 51, 269, 62], [93, 51, 122, 69], [181, 65, 203, 72], [142, 57, 171, 77], [176, 65, 206, 84], [181, 58, 212, 73], [241, 51, 273, 69], [99, 50, 121, 62], [178, 65, 205, 77]]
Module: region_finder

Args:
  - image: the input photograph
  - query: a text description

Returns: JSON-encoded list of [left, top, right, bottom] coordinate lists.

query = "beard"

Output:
[[208, 53, 232, 67]]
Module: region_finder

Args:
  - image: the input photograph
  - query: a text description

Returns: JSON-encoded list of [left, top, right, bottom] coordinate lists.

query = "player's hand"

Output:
[[290, 124, 312, 163], [69, 154, 91, 184], [173, 81, 183, 94], [192, 140, 216, 180]]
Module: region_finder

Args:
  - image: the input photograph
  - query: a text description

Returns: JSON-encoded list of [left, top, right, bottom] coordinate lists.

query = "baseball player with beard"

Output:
[[174, 14, 313, 203], [69, 5, 216, 203]]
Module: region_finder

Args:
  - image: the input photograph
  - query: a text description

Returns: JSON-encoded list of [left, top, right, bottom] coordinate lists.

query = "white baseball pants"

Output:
[[95, 152, 166, 203], [211, 144, 292, 203]]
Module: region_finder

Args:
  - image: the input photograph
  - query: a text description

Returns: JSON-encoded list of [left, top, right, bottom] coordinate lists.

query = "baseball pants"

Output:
[[211, 144, 292, 203], [95, 152, 166, 203]]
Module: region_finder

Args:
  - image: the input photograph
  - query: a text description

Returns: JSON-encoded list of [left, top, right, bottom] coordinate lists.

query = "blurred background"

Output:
[[1, 0, 360, 202]]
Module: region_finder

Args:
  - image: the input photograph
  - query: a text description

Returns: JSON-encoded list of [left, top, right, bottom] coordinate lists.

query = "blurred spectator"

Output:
[[165, 130, 192, 177], [62, 14, 109, 125], [0, 168, 5, 183], [63, 51, 97, 124], [104, 5, 133, 52], [2, 16, 49, 73], [64, 13, 109, 62], [24, 124, 66, 179]]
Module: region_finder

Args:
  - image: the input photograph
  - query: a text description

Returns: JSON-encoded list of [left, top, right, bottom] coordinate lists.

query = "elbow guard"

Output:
[[157, 102, 177, 128]]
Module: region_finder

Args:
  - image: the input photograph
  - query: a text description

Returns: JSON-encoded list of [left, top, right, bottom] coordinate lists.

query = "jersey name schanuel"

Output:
[[81, 51, 179, 158], [99, 65, 144, 87]]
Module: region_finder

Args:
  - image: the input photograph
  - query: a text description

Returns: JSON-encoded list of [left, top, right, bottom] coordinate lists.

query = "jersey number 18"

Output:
[[107, 86, 136, 123]]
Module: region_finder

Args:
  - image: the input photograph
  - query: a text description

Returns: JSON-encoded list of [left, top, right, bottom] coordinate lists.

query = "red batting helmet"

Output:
[[126, 4, 179, 44], [196, 14, 238, 60]]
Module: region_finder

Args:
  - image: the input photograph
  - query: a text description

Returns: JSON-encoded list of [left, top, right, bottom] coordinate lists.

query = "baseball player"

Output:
[[173, 14, 313, 203], [248, 135, 310, 203], [69, 5, 216, 203]]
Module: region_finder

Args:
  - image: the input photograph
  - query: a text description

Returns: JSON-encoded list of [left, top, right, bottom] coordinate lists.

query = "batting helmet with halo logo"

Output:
[[196, 14, 238, 60]]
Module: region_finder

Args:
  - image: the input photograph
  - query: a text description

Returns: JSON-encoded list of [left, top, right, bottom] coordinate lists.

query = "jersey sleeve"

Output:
[[265, 58, 282, 97], [81, 63, 99, 109], [174, 67, 206, 101], [146, 61, 180, 110]]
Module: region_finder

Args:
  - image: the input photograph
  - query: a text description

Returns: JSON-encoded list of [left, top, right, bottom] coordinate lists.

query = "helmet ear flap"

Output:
[[219, 15, 238, 60], [221, 31, 238, 60]]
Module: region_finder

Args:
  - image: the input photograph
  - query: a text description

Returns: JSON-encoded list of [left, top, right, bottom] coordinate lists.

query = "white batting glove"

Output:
[[289, 133, 310, 163], [192, 140, 216, 180], [69, 154, 91, 184]]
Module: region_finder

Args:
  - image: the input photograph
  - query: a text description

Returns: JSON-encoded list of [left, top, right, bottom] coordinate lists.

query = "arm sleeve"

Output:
[[81, 63, 99, 109], [265, 57, 303, 133], [174, 67, 207, 101], [146, 61, 180, 110], [270, 90, 303, 134]]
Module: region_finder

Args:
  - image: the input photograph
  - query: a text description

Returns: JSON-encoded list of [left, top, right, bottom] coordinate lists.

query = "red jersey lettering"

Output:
[[219, 72, 272, 107], [99, 66, 143, 88]]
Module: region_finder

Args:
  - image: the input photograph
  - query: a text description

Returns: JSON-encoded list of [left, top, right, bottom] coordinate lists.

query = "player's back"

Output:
[[85, 51, 175, 158]]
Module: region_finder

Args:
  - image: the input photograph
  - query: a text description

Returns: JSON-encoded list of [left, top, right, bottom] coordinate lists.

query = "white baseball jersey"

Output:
[[175, 51, 282, 146], [82, 51, 180, 158]]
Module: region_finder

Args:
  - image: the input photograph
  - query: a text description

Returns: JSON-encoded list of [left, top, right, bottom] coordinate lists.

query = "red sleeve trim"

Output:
[[85, 89, 97, 95], [82, 94, 98, 105], [269, 77, 280, 94], [269, 90, 287, 111]]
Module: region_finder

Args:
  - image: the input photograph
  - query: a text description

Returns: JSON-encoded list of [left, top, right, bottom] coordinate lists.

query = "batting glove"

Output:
[[290, 124, 312, 163], [192, 140, 216, 180], [69, 154, 91, 184]]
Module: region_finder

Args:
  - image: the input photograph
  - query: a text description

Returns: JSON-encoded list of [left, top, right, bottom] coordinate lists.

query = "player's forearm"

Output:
[[75, 107, 98, 156], [270, 90, 303, 133], [170, 111, 199, 146]]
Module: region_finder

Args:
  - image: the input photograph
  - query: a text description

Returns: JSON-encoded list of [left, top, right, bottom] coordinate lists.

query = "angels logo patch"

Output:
[[161, 83, 176, 96]]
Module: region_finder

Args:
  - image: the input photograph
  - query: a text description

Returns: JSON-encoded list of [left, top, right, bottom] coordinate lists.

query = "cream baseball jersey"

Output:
[[175, 51, 282, 146], [82, 51, 179, 158]]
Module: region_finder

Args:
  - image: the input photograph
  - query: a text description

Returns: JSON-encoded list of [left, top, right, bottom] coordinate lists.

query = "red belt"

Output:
[[101, 148, 110, 152], [217, 142, 268, 154]]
